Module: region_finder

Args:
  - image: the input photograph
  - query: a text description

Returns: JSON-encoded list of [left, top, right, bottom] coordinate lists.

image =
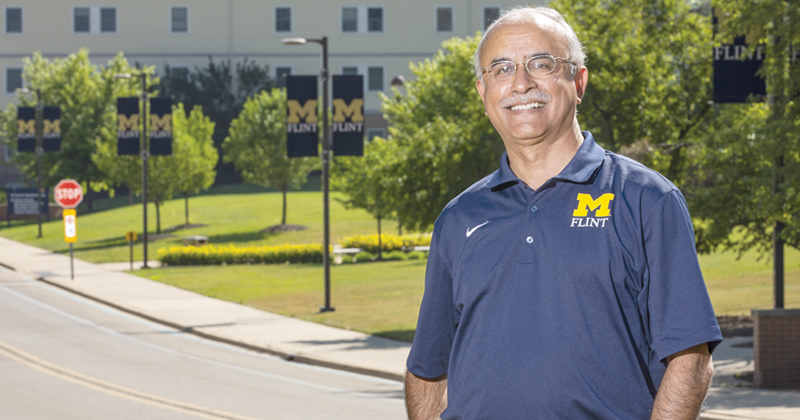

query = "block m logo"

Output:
[[118, 114, 139, 131], [332, 99, 364, 122], [44, 119, 61, 134], [287, 99, 318, 123], [150, 114, 172, 131], [18, 119, 35, 134], [573, 193, 615, 217]]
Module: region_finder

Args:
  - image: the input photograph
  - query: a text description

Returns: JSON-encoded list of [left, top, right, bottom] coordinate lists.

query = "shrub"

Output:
[[339, 233, 431, 253], [353, 251, 375, 263], [406, 251, 428, 260], [383, 250, 408, 261], [157, 244, 329, 266]]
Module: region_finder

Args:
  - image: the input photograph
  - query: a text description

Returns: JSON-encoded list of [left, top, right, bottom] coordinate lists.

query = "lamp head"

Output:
[[114, 73, 133, 79], [282, 37, 308, 45]]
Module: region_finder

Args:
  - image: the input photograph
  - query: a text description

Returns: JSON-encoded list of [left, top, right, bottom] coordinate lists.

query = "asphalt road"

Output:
[[0, 268, 406, 420]]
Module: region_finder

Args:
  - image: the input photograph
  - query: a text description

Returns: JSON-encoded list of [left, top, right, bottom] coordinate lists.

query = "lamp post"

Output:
[[114, 72, 150, 269], [282, 36, 335, 313], [16, 87, 44, 238]]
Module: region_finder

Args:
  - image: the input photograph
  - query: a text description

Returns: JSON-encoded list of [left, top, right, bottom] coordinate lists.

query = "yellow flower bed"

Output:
[[339, 233, 431, 254], [157, 243, 329, 266]]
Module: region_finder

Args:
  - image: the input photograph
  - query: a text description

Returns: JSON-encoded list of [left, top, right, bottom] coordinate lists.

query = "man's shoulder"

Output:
[[439, 171, 499, 218], [603, 151, 677, 196]]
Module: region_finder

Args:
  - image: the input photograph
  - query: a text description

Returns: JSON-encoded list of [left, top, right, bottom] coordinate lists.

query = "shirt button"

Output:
[[526, 236, 533, 244], [531, 205, 538, 212]]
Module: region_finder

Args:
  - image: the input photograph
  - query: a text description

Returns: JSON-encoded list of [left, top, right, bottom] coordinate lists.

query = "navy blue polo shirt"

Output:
[[407, 132, 722, 419]]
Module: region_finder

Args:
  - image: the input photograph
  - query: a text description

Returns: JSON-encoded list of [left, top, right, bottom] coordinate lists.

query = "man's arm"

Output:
[[650, 343, 714, 420], [405, 371, 447, 420]]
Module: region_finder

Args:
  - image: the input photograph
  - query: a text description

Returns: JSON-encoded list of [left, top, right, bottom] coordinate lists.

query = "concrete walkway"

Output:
[[0, 236, 797, 419]]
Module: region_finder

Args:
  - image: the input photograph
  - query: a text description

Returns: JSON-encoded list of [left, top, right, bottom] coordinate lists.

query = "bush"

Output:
[[353, 251, 375, 263], [157, 243, 329, 266], [406, 251, 428, 260], [339, 233, 431, 253], [382, 250, 408, 261]]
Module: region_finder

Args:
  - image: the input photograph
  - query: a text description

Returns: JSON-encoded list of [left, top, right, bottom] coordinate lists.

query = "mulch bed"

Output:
[[717, 315, 753, 338], [260, 224, 308, 233]]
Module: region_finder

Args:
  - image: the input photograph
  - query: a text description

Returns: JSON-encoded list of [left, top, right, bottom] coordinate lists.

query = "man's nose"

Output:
[[512, 63, 538, 91]]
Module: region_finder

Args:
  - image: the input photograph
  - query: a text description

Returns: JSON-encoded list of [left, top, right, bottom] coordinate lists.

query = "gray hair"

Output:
[[474, 6, 586, 79]]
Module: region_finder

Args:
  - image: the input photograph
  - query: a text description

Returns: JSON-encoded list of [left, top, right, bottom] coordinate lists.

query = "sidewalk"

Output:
[[0, 236, 798, 419]]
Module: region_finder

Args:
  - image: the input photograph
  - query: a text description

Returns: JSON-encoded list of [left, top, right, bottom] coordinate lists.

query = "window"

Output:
[[342, 7, 357, 32], [169, 65, 190, 80], [5, 7, 22, 33], [367, 7, 382, 32], [275, 66, 291, 88], [342, 6, 383, 34], [275, 7, 291, 32], [100, 7, 116, 32], [436, 7, 453, 33], [73, 6, 117, 34], [366, 128, 385, 141], [368, 66, 383, 91], [342, 66, 358, 75], [484, 7, 500, 30], [5, 68, 22, 94], [74, 7, 90, 32], [171, 7, 188, 33]]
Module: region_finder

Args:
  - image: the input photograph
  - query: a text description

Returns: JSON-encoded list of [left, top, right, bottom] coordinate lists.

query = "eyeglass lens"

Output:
[[489, 56, 556, 80]]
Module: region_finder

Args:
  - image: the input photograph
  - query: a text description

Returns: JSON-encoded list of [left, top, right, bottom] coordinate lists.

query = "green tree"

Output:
[[2, 49, 147, 211], [332, 138, 398, 259], [223, 88, 315, 225], [175, 106, 218, 226]]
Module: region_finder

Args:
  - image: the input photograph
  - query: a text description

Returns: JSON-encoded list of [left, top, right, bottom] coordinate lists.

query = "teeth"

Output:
[[509, 102, 545, 111]]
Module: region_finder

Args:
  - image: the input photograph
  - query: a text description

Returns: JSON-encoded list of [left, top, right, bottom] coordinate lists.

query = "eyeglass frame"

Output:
[[480, 54, 577, 81]]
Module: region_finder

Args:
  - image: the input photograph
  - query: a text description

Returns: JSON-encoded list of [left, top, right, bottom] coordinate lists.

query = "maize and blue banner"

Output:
[[286, 75, 319, 158], [712, 8, 766, 103], [42, 106, 61, 152], [117, 97, 140, 156], [332, 75, 364, 157], [149, 98, 172, 156], [17, 107, 35, 152]]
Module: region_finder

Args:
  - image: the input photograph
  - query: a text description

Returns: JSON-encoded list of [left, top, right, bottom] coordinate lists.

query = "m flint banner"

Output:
[[43, 106, 61, 152], [17, 107, 35, 152], [286, 75, 318, 157], [117, 97, 140, 155], [713, 7, 766, 103], [332, 75, 364, 156], [149, 98, 172, 156]]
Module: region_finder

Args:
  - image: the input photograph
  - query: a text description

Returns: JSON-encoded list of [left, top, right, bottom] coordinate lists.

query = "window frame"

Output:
[[170, 6, 190, 34], [341, 7, 358, 33], [5, 67, 23, 95], [483, 6, 501, 31], [365, 128, 386, 142], [435, 6, 454, 33], [367, 65, 385, 92], [274, 65, 293, 88], [72, 6, 118, 35], [274, 6, 292, 33], [99, 6, 117, 33], [4, 6, 23, 34], [366, 6, 383, 33], [73, 6, 91, 34], [341, 6, 384, 34]]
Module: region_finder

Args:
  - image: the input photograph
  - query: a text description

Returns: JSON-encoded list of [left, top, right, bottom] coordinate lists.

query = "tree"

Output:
[[160, 58, 273, 184], [332, 138, 398, 259], [175, 106, 218, 226], [223, 88, 315, 225], [2, 49, 146, 211]]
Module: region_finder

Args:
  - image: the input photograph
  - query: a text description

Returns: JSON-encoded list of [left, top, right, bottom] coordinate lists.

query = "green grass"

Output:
[[0, 186, 397, 263]]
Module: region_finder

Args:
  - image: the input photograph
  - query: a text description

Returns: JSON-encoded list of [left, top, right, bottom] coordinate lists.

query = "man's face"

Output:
[[476, 21, 587, 147]]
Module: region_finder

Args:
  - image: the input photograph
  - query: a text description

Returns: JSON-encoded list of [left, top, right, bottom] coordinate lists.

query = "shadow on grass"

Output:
[[52, 235, 179, 254], [207, 231, 275, 244]]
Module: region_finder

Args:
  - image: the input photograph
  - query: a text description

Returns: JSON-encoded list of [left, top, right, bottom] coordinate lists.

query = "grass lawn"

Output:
[[0, 185, 397, 263]]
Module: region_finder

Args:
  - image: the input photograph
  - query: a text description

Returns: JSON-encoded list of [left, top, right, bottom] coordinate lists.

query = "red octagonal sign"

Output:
[[54, 179, 84, 209]]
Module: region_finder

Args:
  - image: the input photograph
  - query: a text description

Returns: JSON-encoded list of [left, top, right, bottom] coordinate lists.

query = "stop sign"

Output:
[[54, 179, 84, 209]]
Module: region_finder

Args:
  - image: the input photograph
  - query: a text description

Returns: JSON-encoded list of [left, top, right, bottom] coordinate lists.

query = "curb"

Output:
[[1, 260, 404, 383]]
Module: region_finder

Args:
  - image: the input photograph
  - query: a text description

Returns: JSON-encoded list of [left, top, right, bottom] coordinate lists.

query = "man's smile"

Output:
[[508, 102, 546, 111]]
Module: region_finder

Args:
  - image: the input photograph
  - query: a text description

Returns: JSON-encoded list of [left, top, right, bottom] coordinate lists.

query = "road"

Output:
[[0, 268, 406, 420]]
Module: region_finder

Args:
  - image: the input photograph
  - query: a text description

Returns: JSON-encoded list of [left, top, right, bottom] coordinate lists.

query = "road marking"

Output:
[[0, 340, 259, 420]]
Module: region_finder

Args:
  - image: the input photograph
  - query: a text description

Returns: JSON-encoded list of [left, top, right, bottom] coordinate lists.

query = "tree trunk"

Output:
[[85, 189, 94, 213], [129, 186, 134, 205], [281, 184, 287, 225], [184, 192, 189, 226], [398, 215, 402, 235], [155, 200, 161, 234], [377, 215, 382, 260]]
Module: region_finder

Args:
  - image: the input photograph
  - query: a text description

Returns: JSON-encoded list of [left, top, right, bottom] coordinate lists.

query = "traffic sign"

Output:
[[63, 209, 77, 243], [54, 179, 83, 208]]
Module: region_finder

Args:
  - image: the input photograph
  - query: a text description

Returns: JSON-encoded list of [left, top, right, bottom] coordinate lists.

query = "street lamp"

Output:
[[114, 72, 151, 269], [16, 87, 45, 238], [282, 36, 335, 313]]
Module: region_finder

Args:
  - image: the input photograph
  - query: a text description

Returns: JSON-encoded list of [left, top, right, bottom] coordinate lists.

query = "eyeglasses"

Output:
[[481, 54, 575, 81]]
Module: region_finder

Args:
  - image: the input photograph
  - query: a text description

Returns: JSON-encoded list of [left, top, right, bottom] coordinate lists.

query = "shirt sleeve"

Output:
[[406, 228, 458, 379], [639, 189, 723, 363]]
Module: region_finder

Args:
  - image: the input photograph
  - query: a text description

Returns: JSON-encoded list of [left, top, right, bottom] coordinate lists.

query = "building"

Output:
[[1, 0, 540, 187]]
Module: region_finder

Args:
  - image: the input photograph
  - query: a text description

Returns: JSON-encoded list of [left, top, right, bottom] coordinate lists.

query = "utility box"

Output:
[[753, 309, 800, 389], [183, 235, 208, 247]]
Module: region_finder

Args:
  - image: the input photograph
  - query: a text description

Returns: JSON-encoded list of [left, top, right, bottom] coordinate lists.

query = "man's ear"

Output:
[[574, 67, 588, 104], [476, 78, 487, 105]]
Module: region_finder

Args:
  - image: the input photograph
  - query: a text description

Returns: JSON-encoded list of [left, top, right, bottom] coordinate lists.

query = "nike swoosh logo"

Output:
[[466, 221, 489, 237]]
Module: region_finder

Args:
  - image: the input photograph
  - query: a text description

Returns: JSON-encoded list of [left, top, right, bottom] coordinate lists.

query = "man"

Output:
[[405, 6, 722, 420]]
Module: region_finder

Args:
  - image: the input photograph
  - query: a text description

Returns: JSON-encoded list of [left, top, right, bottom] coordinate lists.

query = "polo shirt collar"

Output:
[[487, 131, 605, 189]]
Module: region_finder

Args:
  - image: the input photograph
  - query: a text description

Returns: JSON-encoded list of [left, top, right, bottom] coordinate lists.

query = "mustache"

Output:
[[499, 91, 551, 108]]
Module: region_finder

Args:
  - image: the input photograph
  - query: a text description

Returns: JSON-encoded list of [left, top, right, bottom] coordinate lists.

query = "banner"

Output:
[[17, 107, 35, 152], [332, 75, 364, 156], [117, 97, 140, 155], [286, 75, 319, 157], [713, 7, 766, 103], [42, 106, 61, 151], [149, 97, 172, 155]]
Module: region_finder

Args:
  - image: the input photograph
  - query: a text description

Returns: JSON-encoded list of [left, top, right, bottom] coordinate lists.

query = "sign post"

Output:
[[54, 179, 83, 280], [126, 231, 138, 271]]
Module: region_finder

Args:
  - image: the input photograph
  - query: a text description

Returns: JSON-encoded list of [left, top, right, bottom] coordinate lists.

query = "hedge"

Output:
[[339, 233, 431, 254], [157, 244, 329, 266]]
